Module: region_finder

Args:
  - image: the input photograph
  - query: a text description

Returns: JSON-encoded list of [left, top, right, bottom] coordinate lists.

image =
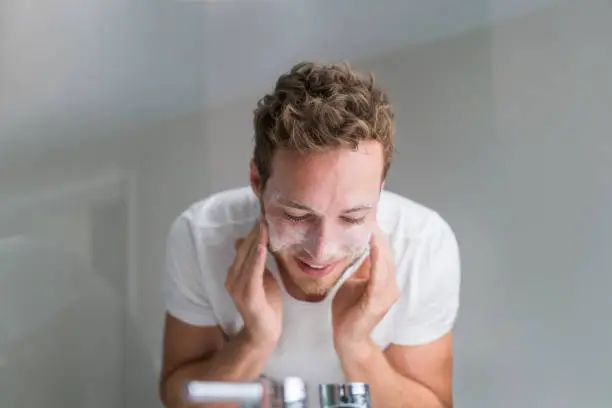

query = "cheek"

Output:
[[340, 225, 371, 249], [265, 216, 308, 250]]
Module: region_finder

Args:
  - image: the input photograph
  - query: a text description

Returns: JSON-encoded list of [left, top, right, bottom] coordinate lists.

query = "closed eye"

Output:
[[341, 216, 366, 225], [284, 212, 311, 222]]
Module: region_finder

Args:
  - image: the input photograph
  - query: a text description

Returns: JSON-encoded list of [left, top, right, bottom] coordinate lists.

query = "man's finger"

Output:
[[228, 221, 260, 288], [234, 221, 260, 268], [251, 218, 269, 281], [234, 238, 244, 250], [227, 238, 247, 288], [369, 225, 391, 287], [369, 233, 381, 282], [374, 224, 393, 257], [353, 255, 371, 281], [236, 219, 269, 294], [234, 238, 260, 296]]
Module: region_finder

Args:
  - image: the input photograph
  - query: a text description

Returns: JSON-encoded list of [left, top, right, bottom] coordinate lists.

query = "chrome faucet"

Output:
[[184, 377, 307, 408]]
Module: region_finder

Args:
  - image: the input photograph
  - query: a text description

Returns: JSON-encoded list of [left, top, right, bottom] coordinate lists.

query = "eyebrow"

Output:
[[278, 198, 373, 215]]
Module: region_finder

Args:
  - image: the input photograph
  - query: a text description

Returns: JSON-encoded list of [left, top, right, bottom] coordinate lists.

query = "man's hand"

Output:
[[225, 218, 283, 348], [332, 225, 400, 351]]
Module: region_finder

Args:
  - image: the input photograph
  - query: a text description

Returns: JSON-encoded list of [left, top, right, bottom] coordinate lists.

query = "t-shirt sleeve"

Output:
[[164, 214, 219, 327], [391, 213, 461, 346]]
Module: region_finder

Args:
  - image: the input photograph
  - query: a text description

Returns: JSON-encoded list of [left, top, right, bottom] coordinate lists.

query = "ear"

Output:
[[249, 158, 262, 199]]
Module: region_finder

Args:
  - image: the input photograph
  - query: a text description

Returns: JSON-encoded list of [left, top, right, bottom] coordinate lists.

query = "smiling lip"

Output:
[[296, 258, 339, 278]]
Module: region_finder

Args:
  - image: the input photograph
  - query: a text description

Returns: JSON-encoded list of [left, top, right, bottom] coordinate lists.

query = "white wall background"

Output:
[[1, 1, 610, 407]]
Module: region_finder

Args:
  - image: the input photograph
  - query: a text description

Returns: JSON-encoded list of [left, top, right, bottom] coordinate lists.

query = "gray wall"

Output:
[[0, 208, 124, 407], [365, 2, 612, 405]]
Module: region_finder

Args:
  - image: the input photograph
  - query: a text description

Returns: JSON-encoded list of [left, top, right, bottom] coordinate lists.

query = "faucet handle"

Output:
[[262, 376, 308, 408], [319, 382, 371, 407], [283, 377, 307, 404]]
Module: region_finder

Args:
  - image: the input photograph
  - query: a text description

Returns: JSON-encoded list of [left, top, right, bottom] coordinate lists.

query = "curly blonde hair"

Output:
[[253, 61, 395, 188]]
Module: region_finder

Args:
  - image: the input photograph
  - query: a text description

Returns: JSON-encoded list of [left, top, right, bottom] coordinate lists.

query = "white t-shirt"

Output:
[[164, 187, 460, 405]]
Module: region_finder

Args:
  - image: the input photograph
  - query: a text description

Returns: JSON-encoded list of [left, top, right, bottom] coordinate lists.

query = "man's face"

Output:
[[255, 140, 385, 300]]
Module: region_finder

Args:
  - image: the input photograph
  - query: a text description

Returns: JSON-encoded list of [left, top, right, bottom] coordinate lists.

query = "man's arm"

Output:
[[337, 333, 453, 408], [160, 215, 282, 407], [159, 313, 275, 408], [336, 213, 459, 407]]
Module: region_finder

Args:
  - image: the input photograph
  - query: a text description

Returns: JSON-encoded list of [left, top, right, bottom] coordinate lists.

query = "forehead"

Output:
[[265, 141, 384, 207]]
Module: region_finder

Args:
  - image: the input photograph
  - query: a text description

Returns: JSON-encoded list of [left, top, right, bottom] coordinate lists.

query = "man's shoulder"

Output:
[[379, 192, 460, 347], [378, 190, 458, 274], [169, 186, 259, 249], [378, 190, 452, 241], [182, 186, 259, 227]]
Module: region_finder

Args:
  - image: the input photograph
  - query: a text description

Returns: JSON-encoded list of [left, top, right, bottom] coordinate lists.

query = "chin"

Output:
[[274, 250, 354, 298], [293, 277, 337, 298], [289, 258, 346, 294]]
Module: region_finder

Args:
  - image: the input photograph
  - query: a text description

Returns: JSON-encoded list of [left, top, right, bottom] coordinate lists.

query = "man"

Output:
[[159, 61, 461, 408]]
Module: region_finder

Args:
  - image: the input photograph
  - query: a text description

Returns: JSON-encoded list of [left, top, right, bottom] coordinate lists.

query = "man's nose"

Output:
[[304, 221, 336, 260]]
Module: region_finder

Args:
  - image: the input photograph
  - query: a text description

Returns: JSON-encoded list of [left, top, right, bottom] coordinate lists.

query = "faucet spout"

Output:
[[185, 380, 265, 407], [184, 377, 307, 408]]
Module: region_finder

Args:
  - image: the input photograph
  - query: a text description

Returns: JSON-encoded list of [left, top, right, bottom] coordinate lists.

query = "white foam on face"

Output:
[[263, 190, 371, 264], [266, 214, 306, 252]]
